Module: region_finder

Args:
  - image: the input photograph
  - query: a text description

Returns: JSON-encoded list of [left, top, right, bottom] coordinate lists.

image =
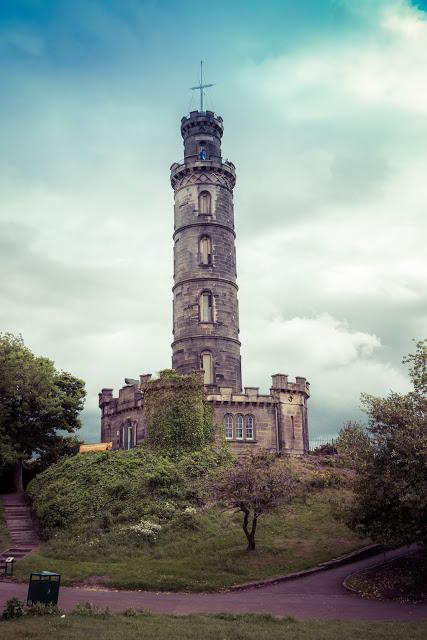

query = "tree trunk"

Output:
[[14, 460, 24, 493], [242, 510, 257, 551]]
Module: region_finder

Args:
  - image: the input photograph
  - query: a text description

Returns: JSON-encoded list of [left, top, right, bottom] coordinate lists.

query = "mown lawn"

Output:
[[15, 490, 367, 591], [0, 501, 11, 552], [1, 613, 427, 640]]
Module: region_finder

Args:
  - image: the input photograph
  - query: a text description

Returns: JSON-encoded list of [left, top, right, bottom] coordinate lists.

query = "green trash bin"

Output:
[[27, 571, 61, 606]]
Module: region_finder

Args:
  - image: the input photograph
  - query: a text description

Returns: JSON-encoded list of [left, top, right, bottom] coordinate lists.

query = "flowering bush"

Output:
[[129, 519, 162, 541]]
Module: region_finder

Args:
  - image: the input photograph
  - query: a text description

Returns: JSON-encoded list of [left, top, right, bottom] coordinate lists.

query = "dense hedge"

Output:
[[27, 445, 229, 537]]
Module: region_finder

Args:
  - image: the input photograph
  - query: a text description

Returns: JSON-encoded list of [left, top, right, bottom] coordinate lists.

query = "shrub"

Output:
[[27, 602, 64, 616], [71, 602, 111, 617], [169, 506, 199, 530], [336, 421, 372, 468], [2, 597, 25, 620], [143, 459, 180, 489], [129, 519, 162, 541], [311, 442, 337, 456], [107, 480, 131, 501], [100, 511, 113, 531], [308, 471, 346, 488]]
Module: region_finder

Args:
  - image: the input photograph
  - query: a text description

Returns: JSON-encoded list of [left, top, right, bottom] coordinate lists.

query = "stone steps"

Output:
[[0, 493, 40, 577]]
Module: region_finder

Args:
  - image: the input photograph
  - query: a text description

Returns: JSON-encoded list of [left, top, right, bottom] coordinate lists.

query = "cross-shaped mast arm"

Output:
[[190, 61, 214, 111]]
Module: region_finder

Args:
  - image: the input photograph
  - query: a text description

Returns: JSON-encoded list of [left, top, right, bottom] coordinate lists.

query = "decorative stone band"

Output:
[[173, 222, 236, 239], [173, 276, 238, 292], [171, 165, 236, 192], [171, 335, 242, 348]]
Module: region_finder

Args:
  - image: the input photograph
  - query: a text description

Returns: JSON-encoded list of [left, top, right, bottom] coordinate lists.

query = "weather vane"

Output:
[[190, 60, 214, 112]]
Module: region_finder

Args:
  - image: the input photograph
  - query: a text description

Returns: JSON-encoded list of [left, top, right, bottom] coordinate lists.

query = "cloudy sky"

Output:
[[1, 0, 426, 443]]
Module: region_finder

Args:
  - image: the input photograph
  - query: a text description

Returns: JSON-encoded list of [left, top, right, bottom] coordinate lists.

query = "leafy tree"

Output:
[[214, 450, 297, 550], [143, 369, 215, 453], [0, 333, 86, 491], [336, 421, 372, 468], [345, 340, 427, 547]]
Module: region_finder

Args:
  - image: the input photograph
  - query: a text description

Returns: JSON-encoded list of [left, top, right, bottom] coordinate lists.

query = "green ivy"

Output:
[[144, 370, 216, 453]]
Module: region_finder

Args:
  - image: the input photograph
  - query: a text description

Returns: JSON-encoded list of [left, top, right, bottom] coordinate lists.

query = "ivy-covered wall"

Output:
[[143, 370, 215, 453]]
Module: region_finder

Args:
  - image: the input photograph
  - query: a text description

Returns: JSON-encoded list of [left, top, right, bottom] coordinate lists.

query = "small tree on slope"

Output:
[[214, 450, 297, 551]]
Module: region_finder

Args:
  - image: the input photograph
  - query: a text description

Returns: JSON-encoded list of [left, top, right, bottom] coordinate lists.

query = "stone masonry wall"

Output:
[[100, 374, 309, 455]]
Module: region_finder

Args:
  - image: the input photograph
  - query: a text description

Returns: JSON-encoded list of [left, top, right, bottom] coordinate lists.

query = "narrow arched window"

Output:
[[199, 235, 212, 265], [236, 415, 244, 440], [127, 424, 134, 450], [199, 191, 211, 215], [224, 414, 233, 440], [199, 291, 213, 323], [245, 415, 254, 440], [201, 351, 214, 385]]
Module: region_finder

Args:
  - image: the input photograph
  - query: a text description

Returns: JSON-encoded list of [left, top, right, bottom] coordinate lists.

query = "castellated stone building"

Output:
[[100, 109, 310, 454]]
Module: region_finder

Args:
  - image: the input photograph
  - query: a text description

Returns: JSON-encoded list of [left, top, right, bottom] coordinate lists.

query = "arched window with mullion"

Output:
[[235, 415, 244, 440], [224, 414, 233, 440], [245, 415, 254, 440]]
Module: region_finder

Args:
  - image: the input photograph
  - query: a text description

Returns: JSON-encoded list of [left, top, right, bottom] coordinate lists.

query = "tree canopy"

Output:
[[336, 421, 372, 468], [0, 333, 86, 490], [214, 450, 297, 550], [346, 339, 427, 548]]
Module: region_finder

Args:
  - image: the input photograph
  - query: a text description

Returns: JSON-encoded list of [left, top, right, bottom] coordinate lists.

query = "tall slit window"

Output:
[[200, 291, 213, 323], [246, 415, 254, 440], [199, 235, 212, 265], [236, 415, 244, 440], [224, 414, 233, 440], [127, 425, 134, 450], [199, 191, 211, 215], [201, 351, 214, 385]]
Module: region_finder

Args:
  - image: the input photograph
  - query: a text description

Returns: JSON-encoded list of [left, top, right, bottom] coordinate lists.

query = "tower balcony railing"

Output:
[[170, 158, 236, 181]]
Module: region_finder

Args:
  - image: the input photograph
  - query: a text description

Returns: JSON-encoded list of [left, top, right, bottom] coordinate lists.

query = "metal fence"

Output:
[[309, 438, 337, 451]]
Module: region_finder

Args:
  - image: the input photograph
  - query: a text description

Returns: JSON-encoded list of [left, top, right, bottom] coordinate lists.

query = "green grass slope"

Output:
[[16, 448, 367, 591], [1, 613, 427, 640]]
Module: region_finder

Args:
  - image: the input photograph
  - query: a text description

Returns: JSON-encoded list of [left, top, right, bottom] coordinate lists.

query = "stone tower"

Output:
[[170, 110, 242, 392]]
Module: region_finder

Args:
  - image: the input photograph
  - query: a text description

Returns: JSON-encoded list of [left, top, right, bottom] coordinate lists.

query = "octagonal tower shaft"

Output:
[[170, 110, 242, 392]]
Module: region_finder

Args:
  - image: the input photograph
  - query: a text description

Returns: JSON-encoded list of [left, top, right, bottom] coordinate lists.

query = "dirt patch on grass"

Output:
[[74, 575, 116, 590], [346, 551, 427, 603]]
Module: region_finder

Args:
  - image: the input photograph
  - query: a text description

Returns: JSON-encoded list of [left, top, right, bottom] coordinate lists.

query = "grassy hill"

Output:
[[15, 447, 368, 591]]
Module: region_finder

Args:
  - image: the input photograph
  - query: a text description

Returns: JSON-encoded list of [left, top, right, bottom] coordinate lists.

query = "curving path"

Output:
[[1, 547, 426, 620]]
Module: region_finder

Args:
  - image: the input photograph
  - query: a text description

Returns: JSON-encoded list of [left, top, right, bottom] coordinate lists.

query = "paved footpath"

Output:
[[1, 547, 427, 621]]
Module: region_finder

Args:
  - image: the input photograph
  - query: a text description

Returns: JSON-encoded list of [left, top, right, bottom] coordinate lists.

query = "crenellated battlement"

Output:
[[206, 373, 309, 407]]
